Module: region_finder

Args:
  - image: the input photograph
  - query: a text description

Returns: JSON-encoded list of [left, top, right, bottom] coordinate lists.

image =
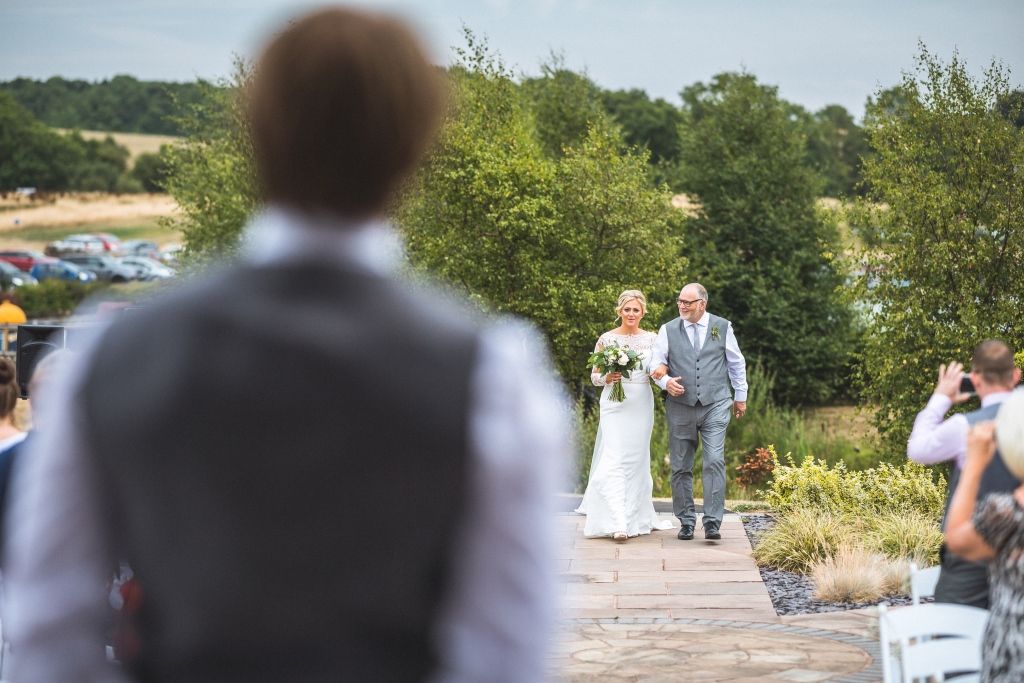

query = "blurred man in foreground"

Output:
[[3, 7, 568, 682]]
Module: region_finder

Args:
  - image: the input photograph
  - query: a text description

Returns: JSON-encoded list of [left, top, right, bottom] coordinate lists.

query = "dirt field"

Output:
[[0, 192, 180, 250], [0, 193, 177, 229]]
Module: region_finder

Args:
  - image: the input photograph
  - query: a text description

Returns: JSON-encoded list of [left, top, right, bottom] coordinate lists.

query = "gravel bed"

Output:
[[741, 514, 917, 615]]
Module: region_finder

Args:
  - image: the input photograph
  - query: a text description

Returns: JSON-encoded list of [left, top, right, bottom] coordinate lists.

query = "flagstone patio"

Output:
[[552, 512, 881, 682]]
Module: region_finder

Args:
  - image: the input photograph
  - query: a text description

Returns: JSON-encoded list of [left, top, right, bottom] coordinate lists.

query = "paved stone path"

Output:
[[553, 512, 881, 682]]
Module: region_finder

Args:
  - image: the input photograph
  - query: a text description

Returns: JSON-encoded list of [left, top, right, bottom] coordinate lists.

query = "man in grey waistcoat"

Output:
[[907, 339, 1020, 607], [650, 283, 748, 541]]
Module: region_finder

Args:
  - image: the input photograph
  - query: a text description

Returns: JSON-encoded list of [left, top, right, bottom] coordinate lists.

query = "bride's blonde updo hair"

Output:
[[615, 289, 647, 318]]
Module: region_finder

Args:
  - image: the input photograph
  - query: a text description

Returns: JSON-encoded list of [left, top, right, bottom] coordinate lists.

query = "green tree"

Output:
[[399, 35, 684, 386], [0, 91, 80, 190], [804, 104, 868, 197], [601, 88, 684, 187], [856, 47, 1024, 455], [0, 75, 209, 135], [66, 133, 131, 191], [996, 89, 1024, 128], [161, 62, 257, 262], [519, 55, 605, 159], [677, 72, 854, 405], [131, 147, 170, 192]]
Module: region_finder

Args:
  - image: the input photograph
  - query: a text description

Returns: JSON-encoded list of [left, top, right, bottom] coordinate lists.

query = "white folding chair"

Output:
[[908, 562, 941, 605], [878, 602, 989, 683]]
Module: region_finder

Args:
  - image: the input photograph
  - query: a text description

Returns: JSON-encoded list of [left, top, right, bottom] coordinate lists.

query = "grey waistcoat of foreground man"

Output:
[[934, 402, 1020, 609], [78, 259, 478, 683], [665, 313, 733, 407]]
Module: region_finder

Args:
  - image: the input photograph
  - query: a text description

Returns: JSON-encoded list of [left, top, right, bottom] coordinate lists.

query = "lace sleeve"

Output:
[[973, 493, 1024, 554], [591, 335, 607, 386]]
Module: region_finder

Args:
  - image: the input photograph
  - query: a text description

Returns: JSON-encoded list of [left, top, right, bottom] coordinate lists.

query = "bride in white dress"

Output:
[[576, 290, 674, 541]]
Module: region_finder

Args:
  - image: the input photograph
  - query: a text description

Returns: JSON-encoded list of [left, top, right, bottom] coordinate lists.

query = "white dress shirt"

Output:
[[3, 207, 571, 683], [906, 390, 1012, 469], [648, 311, 748, 402]]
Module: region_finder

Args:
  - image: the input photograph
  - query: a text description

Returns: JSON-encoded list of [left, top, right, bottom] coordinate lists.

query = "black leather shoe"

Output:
[[704, 523, 721, 540], [677, 525, 694, 540]]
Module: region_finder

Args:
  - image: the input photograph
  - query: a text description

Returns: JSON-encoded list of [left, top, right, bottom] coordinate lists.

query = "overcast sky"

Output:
[[1, 0, 1021, 118]]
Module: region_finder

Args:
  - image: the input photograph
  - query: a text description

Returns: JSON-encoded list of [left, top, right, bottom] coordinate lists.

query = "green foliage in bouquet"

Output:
[[587, 341, 643, 401]]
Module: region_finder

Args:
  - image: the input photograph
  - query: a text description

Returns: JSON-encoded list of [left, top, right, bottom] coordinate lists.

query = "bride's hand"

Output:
[[605, 372, 622, 384], [650, 364, 669, 380]]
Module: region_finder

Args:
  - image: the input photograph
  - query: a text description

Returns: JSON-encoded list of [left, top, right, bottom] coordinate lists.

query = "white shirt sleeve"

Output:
[[907, 394, 967, 467], [3, 343, 128, 682], [428, 320, 570, 683], [650, 325, 670, 390], [725, 322, 748, 402]]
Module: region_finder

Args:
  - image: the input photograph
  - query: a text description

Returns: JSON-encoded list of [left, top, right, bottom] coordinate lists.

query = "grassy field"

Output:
[[55, 129, 180, 165]]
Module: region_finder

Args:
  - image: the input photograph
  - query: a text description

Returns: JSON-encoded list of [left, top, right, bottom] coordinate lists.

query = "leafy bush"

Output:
[[864, 511, 943, 566], [735, 445, 777, 487], [853, 463, 946, 519], [16, 280, 100, 318], [761, 455, 856, 515], [762, 454, 946, 519], [752, 509, 851, 572]]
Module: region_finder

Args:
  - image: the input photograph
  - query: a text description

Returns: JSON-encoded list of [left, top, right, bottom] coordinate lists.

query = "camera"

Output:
[[960, 374, 975, 395]]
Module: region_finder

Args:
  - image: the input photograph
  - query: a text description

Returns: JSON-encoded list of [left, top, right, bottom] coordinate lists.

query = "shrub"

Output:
[[852, 462, 946, 519], [811, 545, 904, 603], [761, 454, 946, 519], [735, 445, 777, 487], [16, 280, 100, 318], [864, 511, 943, 566], [752, 509, 851, 572], [761, 455, 860, 515]]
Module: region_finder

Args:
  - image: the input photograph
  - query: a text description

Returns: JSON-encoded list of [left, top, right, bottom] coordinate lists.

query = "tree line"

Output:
[[0, 91, 167, 193], [1, 70, 870, 199], [0, 75, 205, 136]]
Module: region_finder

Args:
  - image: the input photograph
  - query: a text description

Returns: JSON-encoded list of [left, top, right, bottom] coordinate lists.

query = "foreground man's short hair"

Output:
[[248, 7, 443, 220]]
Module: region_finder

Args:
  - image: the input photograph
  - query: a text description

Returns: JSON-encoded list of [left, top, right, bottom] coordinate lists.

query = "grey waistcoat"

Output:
[[934, 400, 1020, 609], [78, 258, 478, 683], [942, 402, 1020, 530], [666, 313, 733, 406]]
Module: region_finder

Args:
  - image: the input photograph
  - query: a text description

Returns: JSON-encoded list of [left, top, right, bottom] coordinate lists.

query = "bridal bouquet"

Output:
[[588, 342, 643, 402]]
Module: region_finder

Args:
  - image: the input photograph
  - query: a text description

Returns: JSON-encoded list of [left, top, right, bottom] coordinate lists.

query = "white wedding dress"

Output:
[[576, 330, 674, 538]]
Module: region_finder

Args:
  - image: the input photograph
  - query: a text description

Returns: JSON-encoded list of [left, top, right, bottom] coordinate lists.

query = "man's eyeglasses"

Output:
[[677, 298, 704, 307]]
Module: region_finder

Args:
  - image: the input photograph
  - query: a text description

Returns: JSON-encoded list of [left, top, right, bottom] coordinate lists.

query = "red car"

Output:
[[0, 250, 56, 272]]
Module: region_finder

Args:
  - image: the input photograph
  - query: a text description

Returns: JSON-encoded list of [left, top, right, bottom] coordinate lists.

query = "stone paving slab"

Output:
[[554, 512, 881, 681]]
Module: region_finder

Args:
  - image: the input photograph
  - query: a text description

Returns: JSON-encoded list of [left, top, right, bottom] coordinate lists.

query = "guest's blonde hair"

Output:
[[615, 290, 647, 317], [996, 390, 1024, 480]]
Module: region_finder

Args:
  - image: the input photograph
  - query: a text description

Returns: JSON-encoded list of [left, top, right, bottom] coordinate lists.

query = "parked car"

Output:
[[121, 240, 161, 259], [93, 232, 123, 253], [0, 250, 55, 272], [0, 261, 38, 289], [160, 243, 183, 265], [30, 259, 98, 283], [117, 256, 175, 281], [62, 255, 136, 283], [45, 234, 106, 256]]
